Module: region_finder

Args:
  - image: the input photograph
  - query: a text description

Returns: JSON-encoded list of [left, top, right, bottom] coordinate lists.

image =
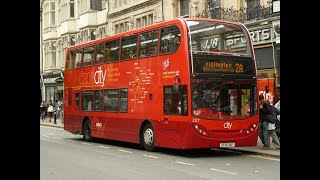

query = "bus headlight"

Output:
[[193, 123, 208, 137]]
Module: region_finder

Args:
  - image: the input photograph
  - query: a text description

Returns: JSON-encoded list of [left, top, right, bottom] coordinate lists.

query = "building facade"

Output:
[[40, 0, 280, 102]]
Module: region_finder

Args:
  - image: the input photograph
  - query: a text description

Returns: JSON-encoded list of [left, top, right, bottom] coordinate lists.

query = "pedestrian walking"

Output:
[[46, 100, 54, 122], [59, 101, 64, 124], [258, 95, 272, 150], [40, 101, 46, 121], [274, 99, 280, 141], [56, 99, 62, 119], [268, 106, 280, 149]]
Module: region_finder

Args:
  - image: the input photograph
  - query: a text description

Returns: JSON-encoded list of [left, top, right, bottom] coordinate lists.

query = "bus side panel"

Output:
[[105, 116, 140, 143], [153, 116, 187, 149]]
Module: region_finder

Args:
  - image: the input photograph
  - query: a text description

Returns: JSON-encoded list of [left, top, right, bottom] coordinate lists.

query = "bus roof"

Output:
[[67, 17, 242, 51]]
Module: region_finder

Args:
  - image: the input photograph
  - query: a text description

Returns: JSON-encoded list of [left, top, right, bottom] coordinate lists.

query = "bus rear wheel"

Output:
[[83, 120, 92, 142], [142, 123, 156, 152]]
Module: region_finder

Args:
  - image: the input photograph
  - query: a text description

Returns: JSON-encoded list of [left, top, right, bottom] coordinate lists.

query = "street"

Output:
[[41, 125, 280, 180]]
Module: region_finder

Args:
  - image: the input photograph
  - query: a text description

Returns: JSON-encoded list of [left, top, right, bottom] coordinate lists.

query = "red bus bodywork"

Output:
[[64, 18, 259, 151]]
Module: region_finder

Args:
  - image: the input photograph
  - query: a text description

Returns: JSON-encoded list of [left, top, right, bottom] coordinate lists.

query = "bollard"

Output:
[[54, 110, 57, 124]]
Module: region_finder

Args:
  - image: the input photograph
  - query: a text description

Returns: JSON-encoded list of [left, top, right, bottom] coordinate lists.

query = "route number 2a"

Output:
[[235, 63, 243, 73]]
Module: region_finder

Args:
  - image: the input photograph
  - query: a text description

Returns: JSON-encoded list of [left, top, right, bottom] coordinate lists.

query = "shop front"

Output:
[[42, 73, 64, 103], [245, 19, 280, 100]]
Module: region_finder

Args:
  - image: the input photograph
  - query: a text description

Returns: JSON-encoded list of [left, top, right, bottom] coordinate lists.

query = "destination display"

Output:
[[193, 57, 255, 75]]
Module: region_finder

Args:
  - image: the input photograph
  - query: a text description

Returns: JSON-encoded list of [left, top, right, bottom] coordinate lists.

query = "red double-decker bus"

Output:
[[63, 17, 258, 151]]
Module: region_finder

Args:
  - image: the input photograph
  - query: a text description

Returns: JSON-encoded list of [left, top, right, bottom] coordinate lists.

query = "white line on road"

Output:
[[40, 126, 64, 130], [82, 142, 90, 145], [118, 149, 133, 153], [53, 137, 61, 139], [99, 145, 110, 149], [143, 154, 159, 159], [246, 155, 280, 161], [209, 168, 238, 175], [67, 140, 75, 142], [175, 161, 195, 166]]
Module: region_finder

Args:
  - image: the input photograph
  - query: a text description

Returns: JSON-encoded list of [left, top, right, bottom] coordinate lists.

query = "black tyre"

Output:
[[83, 120, 92, 142], [142, 123, 156, 152]]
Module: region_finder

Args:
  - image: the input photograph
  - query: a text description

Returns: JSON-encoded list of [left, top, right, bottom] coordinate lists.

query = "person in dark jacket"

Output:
[[40, 101, 46, 121], [258, 95, 273, 150], [268, 106, 280, 149]]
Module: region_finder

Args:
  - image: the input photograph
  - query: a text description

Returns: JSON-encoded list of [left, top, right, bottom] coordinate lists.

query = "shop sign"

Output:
[[198, 25, 277, 51], [227, 27, 276, 47], [43, 77, 59, 84]]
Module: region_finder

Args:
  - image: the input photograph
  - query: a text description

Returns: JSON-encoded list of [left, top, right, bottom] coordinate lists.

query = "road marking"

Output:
[[143, 154, 159, 159], [175, 161, 195, 166], [40, 126, 64, 130], [99, 145, 110, 149], [246, 155, 280, 161], [118, 149, 133, 153], [53, 137, 61, 139], [209, 168, 238, 175], [67, 140, 75, 142], [82, 142, 90, 145]]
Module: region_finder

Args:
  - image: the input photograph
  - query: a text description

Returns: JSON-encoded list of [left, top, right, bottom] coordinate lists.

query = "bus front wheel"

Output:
[[83, 120, 92, 142], [142, 123, 156, 152]]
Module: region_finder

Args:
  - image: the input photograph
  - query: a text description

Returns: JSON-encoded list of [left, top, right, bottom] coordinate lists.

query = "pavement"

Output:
[[40, 117, 280, 158]]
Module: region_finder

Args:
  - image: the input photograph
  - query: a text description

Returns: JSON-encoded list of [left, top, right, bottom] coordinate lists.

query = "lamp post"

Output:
[[40, 0, 45, 102]]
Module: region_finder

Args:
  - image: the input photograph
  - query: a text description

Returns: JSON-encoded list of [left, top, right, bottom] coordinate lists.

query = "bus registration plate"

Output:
[[220, 142, 235, 147]]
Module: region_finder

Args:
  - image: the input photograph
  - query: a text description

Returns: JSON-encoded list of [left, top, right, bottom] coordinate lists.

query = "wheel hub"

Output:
[[144, 128, 153, 146]]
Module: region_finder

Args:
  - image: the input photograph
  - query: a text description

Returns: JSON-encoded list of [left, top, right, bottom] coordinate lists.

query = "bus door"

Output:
[[161, 85, 188, 146], [72, 89, 83, 130]]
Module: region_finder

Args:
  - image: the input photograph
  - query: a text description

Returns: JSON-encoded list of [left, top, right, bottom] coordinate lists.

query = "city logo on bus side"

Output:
[[94, 67, 106, 87], [223, 122, 232, 129]]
